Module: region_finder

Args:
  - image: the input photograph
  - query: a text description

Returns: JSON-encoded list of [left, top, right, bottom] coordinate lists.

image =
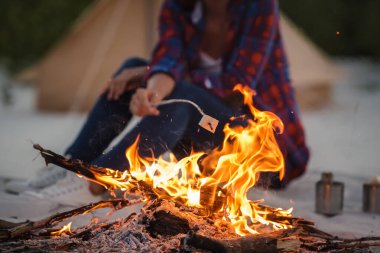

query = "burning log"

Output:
[[0, 198, 141, 239], [32, 144, 172, 199], [32, 144, 226, 207]]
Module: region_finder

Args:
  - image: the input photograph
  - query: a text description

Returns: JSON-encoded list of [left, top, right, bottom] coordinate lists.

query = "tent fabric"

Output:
[[280, 15, 341, 109]]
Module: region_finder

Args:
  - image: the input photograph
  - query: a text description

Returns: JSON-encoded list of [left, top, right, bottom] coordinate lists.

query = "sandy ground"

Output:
[[0, 59, 379, 237]]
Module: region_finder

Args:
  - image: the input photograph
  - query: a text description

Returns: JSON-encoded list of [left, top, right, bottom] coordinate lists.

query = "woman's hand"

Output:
[[105, 66, 146, 101], [129, 73, 175, 116], [129, 88, 160, 116]]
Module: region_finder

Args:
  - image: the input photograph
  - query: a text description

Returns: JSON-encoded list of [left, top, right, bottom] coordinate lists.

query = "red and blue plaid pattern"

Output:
[[147, 0, 309, 185]]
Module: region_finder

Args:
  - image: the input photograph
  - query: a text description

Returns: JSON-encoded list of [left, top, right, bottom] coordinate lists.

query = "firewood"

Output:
[[72, 213, 137, 241], [33, 144, 163, 199], [1, 196, 380, 252], [33, 144, 117, 183], [185, 233, 278, 253], [0, 198, 141, 239], [8, 144, 375, 253], [147, 210, 190, 236]]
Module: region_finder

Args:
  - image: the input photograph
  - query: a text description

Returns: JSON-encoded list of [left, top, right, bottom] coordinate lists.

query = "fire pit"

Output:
[[1, 85, 379, 252]]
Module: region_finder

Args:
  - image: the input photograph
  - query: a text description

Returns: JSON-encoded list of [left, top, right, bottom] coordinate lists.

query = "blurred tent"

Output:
[[20, 0, 340, 112], [280, 15, 340, 110]]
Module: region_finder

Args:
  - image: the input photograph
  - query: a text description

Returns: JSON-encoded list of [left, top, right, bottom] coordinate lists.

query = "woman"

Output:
[[10, 0, 309, 205]]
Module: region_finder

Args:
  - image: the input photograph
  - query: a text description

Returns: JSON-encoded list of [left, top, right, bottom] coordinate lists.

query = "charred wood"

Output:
[[1, 197, 380, 252], [0, 198, 141, 239]]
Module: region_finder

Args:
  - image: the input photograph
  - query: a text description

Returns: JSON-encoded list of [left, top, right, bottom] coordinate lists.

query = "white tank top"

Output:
[[199, 51, 222, 75]]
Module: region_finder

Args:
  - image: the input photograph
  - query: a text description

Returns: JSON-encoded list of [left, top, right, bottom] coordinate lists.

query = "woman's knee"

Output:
[[95, 92, 110, 107]]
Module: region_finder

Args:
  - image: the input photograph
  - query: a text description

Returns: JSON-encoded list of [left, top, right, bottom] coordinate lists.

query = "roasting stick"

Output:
[[156, 99, 205, 114], [156, 99, 219, 133]]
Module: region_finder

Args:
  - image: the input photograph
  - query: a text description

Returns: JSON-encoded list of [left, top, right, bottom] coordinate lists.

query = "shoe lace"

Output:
[[39, 173, 86, 197], [29, 166, 66, 185]]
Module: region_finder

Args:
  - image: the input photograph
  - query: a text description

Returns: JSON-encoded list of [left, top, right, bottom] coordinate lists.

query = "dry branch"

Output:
[[33, 144, 162, 199], [33, 144, 117, 182], [0, 198, 141, 239]]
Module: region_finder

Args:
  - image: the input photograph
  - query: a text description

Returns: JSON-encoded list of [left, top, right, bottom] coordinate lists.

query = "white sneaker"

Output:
[[0, 191, 62, 220], [5, 165, 67, 194], [21, 173, 102, 207]]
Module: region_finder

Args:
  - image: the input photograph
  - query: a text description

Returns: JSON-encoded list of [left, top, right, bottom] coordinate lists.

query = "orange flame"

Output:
[[51, 222, 72, 237], [87, 84, 291, 235], [198, 84, 288, 235]]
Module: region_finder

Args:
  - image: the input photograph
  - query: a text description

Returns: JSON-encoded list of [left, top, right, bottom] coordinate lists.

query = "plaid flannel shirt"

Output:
[[147, 0, 309, 185]]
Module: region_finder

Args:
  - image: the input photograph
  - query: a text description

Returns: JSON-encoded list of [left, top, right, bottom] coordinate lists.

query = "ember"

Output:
[[50, 222, 73, 237], [1, 196, 380, 252]]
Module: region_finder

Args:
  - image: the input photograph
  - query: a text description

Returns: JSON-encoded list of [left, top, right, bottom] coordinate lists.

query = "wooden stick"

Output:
[[33, 144, 162, 197], [33, 144, 108, 181], [33, 144, 220, 205], [0, 198, 142, 239]]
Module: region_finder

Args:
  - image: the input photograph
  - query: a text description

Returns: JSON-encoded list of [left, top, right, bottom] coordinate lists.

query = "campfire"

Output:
[[1, 85, 379, 252], [81, 84, 290, 236]]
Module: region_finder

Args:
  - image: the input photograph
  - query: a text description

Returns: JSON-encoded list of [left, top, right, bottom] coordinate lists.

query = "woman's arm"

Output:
[[192, 0, 280, 97], [129, 0, 185, 117]]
